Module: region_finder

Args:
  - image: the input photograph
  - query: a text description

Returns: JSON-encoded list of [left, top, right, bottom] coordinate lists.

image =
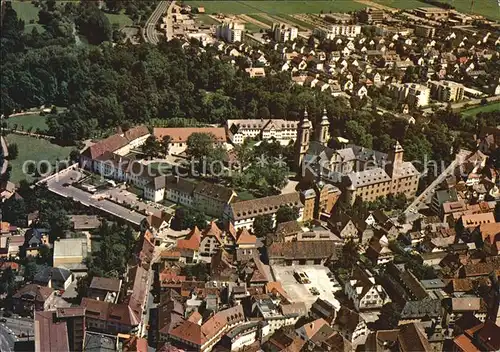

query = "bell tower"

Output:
[[296, 109, 312, 172], [386, 140, 404, 177], [318, 109, 330, 147]]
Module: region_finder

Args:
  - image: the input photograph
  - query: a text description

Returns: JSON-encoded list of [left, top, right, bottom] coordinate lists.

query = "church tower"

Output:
[[386, 140, 404, 177], [318, 109, 330, 147], [296, 109, 312, 172]]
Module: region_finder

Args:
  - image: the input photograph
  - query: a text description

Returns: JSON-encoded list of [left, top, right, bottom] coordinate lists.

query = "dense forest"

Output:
[[1, 1, 499, 165]]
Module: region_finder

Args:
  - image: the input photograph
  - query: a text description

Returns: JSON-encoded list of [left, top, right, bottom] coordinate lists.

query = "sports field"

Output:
[[186, 1, 365, 14]]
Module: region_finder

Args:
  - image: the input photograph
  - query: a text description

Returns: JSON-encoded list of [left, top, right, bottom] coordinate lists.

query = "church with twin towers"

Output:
[[294, 109, 420, 205]]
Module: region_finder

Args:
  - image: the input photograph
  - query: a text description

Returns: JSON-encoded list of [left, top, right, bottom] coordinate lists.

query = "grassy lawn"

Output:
[[373, 0, 499, 20], [371, 0, 432, 9], [196, 14, 221, 25], [247, 14, 274, 26], [5, 114, 48, 132], [105, 11, 133, 28], [462, 102, 500, 117], [245, 22, 265, 32], [11, 1, 40, 22], [6, 134, 73, 184], [275, 14, 314, 29], [186, 1, 365, 14], [236, 190, 256, 200]]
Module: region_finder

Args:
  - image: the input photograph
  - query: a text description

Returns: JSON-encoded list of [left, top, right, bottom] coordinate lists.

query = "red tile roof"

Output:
[[177, 227, 201, 251], [82, 134, 129, 160], [236, 228, 257, 245], [35, 311, 69, 352]]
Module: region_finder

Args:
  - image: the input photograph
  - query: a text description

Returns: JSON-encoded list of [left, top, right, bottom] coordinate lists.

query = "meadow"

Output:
[[6, 134, 73, 183], [462, 102, 500, 117], [186, 1, 366, 14], [5, 114, 48, 132]]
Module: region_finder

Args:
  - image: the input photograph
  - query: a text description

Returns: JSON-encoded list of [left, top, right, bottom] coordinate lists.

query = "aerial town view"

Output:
[[0, 0, 499, 351]]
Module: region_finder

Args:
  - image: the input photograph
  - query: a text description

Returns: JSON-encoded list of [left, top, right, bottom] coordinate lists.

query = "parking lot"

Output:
[[272, 265, 341, 310]]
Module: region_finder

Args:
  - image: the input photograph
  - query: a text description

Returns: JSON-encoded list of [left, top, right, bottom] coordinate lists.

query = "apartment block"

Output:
[[216, 21, 245, 43], [429, 80, 465, 102], [272, 23, 298, 42]]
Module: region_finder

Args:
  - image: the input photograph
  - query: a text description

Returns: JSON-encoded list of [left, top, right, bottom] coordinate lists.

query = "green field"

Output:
[[371, 0, 432, 9], [11, 1, 40, 22], [6, 134, 73, 183], [186, 0, 499, 19], [186, 1, 365, 14], [5, 114, 48, 132], [435, 0, 500, 20], [277, 14, 315, 29], [247, 14, 274, 26], [373, 0, 499, 20], [196, 14, 221, 25], [462, 102, 500, 117], [105, 11, 133, 28]]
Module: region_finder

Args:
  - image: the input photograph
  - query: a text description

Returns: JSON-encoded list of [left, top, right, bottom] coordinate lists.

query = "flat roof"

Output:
[[53, 238, 88, 258]]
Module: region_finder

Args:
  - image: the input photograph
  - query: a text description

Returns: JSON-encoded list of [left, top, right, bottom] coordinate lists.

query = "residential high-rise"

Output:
[[272, 23, 298, 42], [428, 80, 465, 102], [216, 21, 245, 43]]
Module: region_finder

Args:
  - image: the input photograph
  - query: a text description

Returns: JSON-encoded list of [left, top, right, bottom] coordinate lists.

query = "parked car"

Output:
[[0, 318, 7, 323]]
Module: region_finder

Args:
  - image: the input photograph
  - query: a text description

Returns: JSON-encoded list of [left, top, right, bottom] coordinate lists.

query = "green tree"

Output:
[[372, 303, 402, 330], [173, 208, 207, 231], [253, 214, 273, 237], [186, 132, 218, 160], [6, 143, 18, 160], [276, 206, 299, 224], [141, 135, 162, 159], [161, 135, 172, 155], [2, 197, 26, 226], [339, 240, 359, 271], [24, 260, 39, 282], [76, 4, 112, 44], [0, 268, 16, 295]]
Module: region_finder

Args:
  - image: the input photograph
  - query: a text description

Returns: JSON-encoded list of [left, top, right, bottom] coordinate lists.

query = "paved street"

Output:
[[144, 1, 171, 44], [44, 168, 146, 226], [404, 149, 471, 217], [0, 323, 16, 352], [0, 316, 32, 352]]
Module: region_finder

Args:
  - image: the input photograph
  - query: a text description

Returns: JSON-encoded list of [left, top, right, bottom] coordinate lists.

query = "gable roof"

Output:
[[398, 323, 432, 352], [177, 227, 201, 251], [14, 284, 53, 302], [268, 240, 341, 261], [89, 276, 121, 292], [81, 134, 129, 160], [34, 267, 72, 284], [236, 228, 257, 245], [153, 127, 226, 144], [194, 182, 234, 203], [229, 192, 302, 221], [124, 126, 149, 142]]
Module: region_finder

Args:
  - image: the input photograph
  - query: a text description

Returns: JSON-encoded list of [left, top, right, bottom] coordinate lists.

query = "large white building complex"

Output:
[[389, 83, 431, 108], [272, 23, 298, 42], [314, 25, 361, 39], [226, 119, 298, 146], [216, 21, 245, 43]]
